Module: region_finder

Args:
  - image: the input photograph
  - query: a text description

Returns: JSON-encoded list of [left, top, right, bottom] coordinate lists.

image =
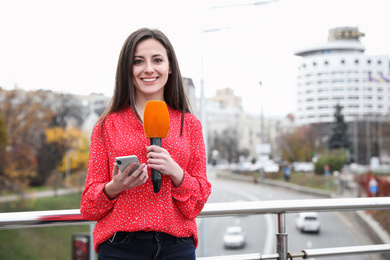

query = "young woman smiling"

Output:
[[80, 28, 211, 260]]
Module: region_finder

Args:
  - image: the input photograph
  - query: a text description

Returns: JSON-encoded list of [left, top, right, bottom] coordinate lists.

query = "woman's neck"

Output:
[[135, 96, 165, 120]]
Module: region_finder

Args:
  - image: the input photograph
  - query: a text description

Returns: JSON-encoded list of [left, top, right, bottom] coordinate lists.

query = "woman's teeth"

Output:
[[143, 78, 157, 82]]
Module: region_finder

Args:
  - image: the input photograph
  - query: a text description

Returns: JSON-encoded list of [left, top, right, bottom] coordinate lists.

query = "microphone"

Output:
[[143, 101, 170, 193]]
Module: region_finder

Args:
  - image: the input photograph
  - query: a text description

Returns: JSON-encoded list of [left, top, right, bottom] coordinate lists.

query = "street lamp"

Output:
[[259, 81, 265, 143], [200, 0, 280, 162], [199, 1, 280, 258]]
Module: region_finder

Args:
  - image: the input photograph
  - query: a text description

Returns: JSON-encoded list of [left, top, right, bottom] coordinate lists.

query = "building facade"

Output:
[[205, 88, 292, 164], [294, 27, 390, 126]]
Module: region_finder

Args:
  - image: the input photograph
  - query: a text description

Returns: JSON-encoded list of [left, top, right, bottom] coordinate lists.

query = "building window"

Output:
[[313, 62, 317, 66], [355, 59, 359, 64], [341, 59, 345, 64], [324, 61, 328, 65], [367, 59, 371, 64], [378, 60, 382, 65]]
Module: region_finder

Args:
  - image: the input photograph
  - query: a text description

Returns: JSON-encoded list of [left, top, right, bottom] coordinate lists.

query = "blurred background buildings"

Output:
[[1, 26, 390, 167]]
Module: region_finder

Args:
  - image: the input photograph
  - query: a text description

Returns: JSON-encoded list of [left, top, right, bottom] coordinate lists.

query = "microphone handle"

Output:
[[150, 138, 162, 193]]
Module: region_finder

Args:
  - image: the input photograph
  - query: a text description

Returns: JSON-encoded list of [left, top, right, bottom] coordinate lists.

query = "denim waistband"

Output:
[[109, 231, 175, 243]]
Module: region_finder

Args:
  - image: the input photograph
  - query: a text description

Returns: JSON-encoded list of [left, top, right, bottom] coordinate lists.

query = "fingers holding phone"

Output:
[[105, 156, 148, 199], [115, 155, 140, 176]]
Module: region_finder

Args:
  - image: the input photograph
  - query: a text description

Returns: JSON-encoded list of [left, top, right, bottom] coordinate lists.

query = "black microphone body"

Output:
[[150, 138, 162, 193]]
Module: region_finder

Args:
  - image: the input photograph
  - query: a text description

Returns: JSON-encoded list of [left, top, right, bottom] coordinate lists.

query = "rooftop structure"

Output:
[[294, 27, 390, 125]]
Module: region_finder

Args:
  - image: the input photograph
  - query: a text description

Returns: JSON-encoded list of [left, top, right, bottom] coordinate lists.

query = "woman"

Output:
[[80, 28, 211, 259]]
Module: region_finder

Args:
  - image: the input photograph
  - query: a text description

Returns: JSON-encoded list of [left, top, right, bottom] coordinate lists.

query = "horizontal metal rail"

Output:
[[199, 197, 390, 217], [0, 197, 389, 259]]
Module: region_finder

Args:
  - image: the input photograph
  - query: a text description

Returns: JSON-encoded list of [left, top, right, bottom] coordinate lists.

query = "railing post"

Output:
[[276, 213, 288, 260], [89, 223, 95, 260]]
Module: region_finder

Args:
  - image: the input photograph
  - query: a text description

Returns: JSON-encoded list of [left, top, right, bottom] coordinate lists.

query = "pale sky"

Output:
[[1, 0, 389, 117]]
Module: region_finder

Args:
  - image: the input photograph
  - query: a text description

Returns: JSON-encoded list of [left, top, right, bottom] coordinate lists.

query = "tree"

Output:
[[0, 89, 55, 190], [279, 125, 325, 162], [52, 127, 89, 175], [209, 128, 238, 163], [328, 104, 350, 150], [0, 112, 7, 176], [0, 88, 86, 187], [314, 150, 346, 174]]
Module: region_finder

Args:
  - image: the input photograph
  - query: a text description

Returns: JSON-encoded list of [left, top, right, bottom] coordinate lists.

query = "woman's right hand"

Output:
[[103, 162, 148, 200]]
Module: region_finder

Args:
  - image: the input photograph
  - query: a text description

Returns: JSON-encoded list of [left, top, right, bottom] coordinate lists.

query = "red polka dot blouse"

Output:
[[80, 106, 211, 252]]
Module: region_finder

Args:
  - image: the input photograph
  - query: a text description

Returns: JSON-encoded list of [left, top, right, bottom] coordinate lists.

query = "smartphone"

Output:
[[115, 155, 140, 176]]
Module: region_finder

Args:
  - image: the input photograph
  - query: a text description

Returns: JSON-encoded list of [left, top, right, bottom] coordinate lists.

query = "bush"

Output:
[[314, 151, 346, 175]]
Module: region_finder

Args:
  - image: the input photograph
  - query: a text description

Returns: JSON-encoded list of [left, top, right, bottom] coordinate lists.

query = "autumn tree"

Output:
[[0, 89, 56, 191], [0, 112, 7, 176], [0, 88, 87, 187], [279, 124, 325, 162], [45, 127, 89, 175]]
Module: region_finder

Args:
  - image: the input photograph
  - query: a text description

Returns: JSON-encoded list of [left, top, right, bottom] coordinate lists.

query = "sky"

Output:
[[1, 0, 390, 117]]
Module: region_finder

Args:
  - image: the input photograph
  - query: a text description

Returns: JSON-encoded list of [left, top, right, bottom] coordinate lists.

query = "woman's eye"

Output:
[[154, 58, 163, 63], [133, 59, 142, 65]]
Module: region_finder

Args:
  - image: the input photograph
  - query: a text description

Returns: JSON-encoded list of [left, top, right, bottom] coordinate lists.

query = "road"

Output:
[[196, 177, 379, 260]]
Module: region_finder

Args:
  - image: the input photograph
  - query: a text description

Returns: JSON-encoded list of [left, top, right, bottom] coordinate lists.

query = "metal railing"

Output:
[[0, 197, 389, 259]]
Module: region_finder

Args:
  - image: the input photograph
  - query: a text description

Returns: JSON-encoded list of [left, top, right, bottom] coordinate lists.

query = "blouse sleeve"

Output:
[[171, 117, 211, 219], [80, 123, 116, 221]]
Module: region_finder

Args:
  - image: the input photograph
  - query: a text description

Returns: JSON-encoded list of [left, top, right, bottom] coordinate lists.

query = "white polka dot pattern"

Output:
[[80, 106, 211, 252]]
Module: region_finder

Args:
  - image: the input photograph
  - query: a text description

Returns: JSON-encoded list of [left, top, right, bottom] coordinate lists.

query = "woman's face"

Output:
[[132, 38, 171, 100]]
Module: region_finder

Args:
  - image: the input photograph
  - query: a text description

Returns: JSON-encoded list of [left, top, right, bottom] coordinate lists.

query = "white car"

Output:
[[223, 226, 246, 249], [295, 212, 321, 233]]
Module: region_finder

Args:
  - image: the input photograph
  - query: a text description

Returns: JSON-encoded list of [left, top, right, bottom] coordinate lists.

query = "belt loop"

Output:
[[127, 232, 134, 244]]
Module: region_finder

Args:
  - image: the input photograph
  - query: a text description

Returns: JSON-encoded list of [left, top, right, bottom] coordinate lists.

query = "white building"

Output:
[[205, 88, 292, 163], [294, 27, 390, 126]]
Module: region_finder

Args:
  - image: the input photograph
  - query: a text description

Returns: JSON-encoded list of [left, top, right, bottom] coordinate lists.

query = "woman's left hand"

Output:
[[146, 145, 184, 187]]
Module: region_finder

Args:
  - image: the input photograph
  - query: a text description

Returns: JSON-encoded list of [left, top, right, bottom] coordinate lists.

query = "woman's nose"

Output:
[[144, 62, 155, 73]]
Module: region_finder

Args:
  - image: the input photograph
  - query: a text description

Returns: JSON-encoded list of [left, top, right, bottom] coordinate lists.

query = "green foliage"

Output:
[[314, 150, 346, 175], [0, 225, 89, 260], [0, 193, 89, 260]]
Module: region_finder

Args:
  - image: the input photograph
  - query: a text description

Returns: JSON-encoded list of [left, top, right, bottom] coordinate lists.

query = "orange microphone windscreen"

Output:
[[143, 101, 170, 138]]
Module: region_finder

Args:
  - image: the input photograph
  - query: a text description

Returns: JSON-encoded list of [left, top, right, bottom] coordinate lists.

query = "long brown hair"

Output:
[[98, 28, 192, 135]]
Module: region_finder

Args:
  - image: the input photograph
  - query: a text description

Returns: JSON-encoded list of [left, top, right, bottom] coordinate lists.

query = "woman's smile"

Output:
[[142, 77, 158, 83]]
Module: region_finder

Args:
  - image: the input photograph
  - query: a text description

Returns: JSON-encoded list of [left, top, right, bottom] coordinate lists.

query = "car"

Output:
[[223, 226, 246, 249], [295, 212, 321, 233], [249, 161, 279, 173]]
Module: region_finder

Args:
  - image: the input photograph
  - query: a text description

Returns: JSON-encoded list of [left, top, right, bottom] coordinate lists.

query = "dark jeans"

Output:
[[98, 231, 195, 260]]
